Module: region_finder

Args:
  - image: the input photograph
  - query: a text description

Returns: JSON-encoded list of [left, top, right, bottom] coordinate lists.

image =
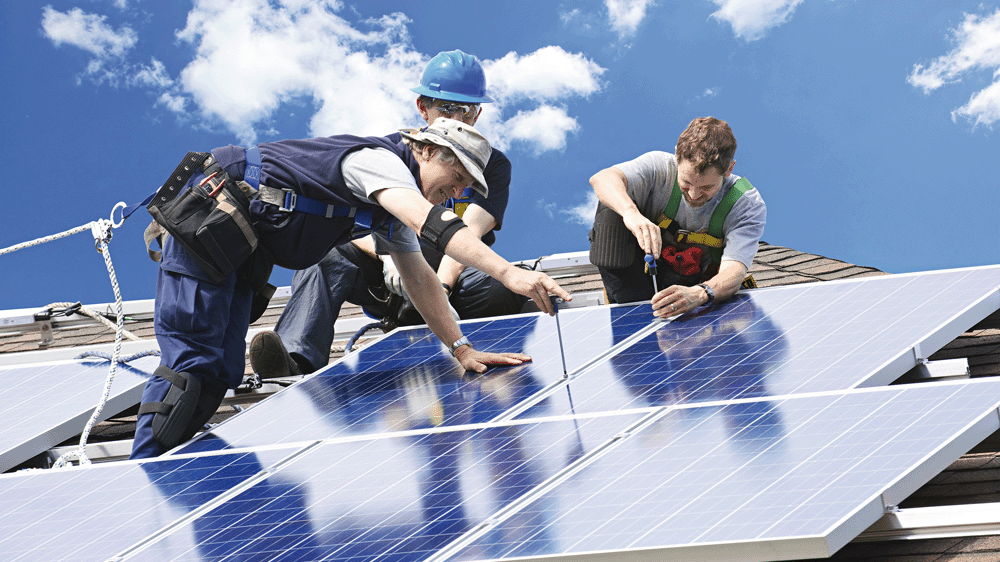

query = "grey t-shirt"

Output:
[[341, 147, 422, 254], [615, 151, 766, 269]]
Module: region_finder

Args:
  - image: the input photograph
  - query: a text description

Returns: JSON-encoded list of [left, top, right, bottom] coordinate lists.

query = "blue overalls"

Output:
[[131, 136, 421, 458]]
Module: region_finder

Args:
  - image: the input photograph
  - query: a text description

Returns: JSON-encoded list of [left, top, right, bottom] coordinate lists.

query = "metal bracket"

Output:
[[37, 320, 53, 346]]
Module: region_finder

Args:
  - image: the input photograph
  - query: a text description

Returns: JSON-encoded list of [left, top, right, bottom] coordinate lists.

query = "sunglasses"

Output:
[[433, 101, 480, 119]]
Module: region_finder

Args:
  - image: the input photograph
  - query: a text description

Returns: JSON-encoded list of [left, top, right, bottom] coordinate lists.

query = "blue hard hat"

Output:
[[411, 50, 494, 103]]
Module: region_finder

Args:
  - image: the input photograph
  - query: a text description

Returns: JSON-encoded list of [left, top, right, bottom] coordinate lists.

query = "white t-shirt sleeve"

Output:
[[341, 148, 422, 254]]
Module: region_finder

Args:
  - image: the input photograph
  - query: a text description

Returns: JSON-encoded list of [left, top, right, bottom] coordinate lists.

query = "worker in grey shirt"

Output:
[[588, 117, 765, 318]]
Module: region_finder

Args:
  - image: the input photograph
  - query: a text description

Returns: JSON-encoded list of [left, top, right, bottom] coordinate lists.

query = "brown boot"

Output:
[[249, 331, 302, 378]]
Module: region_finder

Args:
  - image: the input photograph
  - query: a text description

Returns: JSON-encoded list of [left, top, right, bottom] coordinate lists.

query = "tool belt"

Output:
[[147, 152, 260, 283]]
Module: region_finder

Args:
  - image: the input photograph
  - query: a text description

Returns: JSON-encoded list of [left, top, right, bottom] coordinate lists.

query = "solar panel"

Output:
[[176, 304, 654, 454], [0, 355, 158, 472], [447, 379, 1000, 562], [514, 266, 1000, 419], [129, 413, 640, 561], [4, 266, 1000, 562], [0, 446, 300, 562]]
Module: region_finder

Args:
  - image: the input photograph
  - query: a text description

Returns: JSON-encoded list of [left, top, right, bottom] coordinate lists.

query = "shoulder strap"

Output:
[[655, 177, 682, 233], [707, 177, 753, 240]]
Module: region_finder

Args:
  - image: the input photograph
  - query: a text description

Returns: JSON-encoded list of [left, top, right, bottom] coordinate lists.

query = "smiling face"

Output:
[[416, 146, 474, 205], [676, 158, 733, 208]]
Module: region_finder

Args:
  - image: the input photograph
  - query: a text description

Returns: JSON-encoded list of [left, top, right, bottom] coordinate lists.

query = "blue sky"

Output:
[[2, 0, 998, 311]]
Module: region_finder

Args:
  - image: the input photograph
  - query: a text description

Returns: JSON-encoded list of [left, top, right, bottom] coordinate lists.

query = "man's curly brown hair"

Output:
[[675, 117, 737, 175]]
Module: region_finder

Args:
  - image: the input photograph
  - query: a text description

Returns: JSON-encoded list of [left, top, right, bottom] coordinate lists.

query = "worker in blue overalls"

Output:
[[250, 50, 526, 379], [131, 117, 571, 459]]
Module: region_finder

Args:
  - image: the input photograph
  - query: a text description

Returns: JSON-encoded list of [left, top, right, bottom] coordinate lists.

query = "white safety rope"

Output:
[[1, 203, 134, 468], [0, 224, 94, 257]]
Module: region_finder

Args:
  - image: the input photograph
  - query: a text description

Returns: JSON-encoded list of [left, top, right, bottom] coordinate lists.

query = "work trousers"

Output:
[[131, 236, 254, 459]]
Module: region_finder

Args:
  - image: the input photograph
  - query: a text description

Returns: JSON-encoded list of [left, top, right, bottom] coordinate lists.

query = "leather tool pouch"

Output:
[[148, 152, 258, 283]]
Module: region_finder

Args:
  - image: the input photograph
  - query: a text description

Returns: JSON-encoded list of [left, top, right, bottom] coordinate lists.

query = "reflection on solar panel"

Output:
[[449, 380, 1000, 562], [516, 266, 1000, 419], [0, 355, 158, 472], [176, 304, 654, 454], [135, 414, 640, 561], [3, 266, 1000, 562], [0, 446, 298, 562]]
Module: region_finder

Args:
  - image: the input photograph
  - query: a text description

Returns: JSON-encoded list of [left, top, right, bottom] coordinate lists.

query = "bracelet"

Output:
[[442, 283, 452, 295], [449, 336, 472, 356]]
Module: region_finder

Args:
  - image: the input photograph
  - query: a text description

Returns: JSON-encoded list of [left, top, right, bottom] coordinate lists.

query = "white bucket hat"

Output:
[[399, 117, 491, 197]]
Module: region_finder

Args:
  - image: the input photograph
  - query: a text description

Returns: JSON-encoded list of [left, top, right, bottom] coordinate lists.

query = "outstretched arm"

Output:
[[375, 187, 570, 315], [651, 260, 747, 318], [590, 166, 661, 257], [392, 250, 531, 373]]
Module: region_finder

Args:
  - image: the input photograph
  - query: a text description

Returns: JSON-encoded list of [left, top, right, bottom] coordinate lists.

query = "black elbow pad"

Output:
[[420, 205, 467, 253]]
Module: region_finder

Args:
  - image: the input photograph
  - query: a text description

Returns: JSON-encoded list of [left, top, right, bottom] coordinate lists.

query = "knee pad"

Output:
[[138, 366, 202, 451], [178, 378, 230, 444]]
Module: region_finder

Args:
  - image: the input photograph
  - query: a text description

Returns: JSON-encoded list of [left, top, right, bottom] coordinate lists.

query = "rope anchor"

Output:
[[0, 202, 135, 468]]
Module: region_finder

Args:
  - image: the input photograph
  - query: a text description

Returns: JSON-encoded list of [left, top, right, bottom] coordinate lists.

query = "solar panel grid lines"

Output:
[[516, 267, 1000, 421], [113, 442, 325, 562], [0, 355, 159, 472], [422, 403, 715, 562], [452, 380, 1000, 562], [174, 305, 654, 455], [0, 446, 302, 562], [750, 266, 1000, 394], [130, 413, 646, 561], [490, 315, 664, 424]]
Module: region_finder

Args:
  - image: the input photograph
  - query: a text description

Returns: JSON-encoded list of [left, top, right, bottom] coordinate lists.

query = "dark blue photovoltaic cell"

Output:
[[136, 413, 642, 561], [6, 267, 1000, 562], [0, 355, 158, 472], [459, 380, 1000, 561], [522, 267, 1000, 419], [0, 447, 297, 562], [177, 305, 653, 454]]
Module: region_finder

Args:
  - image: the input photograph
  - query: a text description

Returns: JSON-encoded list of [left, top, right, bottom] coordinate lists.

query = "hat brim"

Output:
[[410, 86, 495, 104], [399, 129, 489, 198]]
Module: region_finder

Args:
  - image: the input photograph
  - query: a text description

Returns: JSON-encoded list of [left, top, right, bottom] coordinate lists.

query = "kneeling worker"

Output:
[[133, 117, 569, 459], [588, 116, 765, 318], [250, 49, 525, 378]]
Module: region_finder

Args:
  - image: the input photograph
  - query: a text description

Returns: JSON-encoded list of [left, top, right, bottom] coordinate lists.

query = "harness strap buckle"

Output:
[[675, 229, 691, 243], [278, 189, 297, 213]]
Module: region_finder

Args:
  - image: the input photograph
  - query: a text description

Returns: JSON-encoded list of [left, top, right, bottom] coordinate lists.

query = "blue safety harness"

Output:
[[124, 145, 395, 241], [245, 146, 395, 240]]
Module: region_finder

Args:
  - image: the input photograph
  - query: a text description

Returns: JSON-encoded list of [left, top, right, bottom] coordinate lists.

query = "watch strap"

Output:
[[449, 336, 472, 356], [698, 283, 715, 303]]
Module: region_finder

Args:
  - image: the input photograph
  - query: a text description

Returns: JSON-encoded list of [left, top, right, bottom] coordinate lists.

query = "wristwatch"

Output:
[[697, 283, 715, 304], [449, 336, 472, 356]]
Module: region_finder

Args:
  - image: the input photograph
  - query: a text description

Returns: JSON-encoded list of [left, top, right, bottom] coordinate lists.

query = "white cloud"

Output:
[[537, 191, 599, 226], [476, 47, 604, 152], [41, 6, 136, 59], [483, 46, 605, 103], [130, 58, 172, 88], [44, 1, 606, 152], [563, 191, 599, 226], [606, 0, 654, 38], [491, 105, 581, 155], [908, 9, 1000, 127], [173, 0, 424, 143], [708, 0, 804, 41]]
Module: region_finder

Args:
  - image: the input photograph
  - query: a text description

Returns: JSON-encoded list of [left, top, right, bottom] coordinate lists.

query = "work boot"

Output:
[[249, 331, 302, 378]]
